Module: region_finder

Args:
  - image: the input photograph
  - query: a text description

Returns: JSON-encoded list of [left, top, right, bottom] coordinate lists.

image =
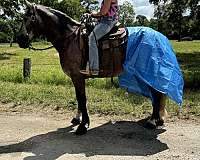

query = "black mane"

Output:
[[36, 5, 81, 31]]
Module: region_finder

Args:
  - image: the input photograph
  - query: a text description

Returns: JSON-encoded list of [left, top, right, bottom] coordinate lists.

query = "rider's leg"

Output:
[[81, 20, 117, 75]]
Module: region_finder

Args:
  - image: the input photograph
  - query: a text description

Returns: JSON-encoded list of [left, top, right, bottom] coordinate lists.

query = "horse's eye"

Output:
[[31, 15, 35, 22]]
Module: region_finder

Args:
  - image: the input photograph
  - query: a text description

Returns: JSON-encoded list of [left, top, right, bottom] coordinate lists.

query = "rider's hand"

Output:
[[85, 13, 91, 18], [80, 13, 92, 24]]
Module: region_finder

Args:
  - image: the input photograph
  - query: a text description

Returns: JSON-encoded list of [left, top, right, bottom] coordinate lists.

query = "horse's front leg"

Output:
[[71, 77, 90, 135]]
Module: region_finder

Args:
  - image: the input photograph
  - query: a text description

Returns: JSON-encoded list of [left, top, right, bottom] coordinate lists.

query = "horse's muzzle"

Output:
[[16, 34, 30, 49]]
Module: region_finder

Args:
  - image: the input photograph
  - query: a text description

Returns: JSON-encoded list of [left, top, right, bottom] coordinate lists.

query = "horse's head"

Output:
[[17, 1, 82, 49], [16, 1, 46, 48]]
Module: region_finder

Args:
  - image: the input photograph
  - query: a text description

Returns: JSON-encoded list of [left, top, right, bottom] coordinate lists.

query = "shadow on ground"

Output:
[[0, 120, 168, 160]]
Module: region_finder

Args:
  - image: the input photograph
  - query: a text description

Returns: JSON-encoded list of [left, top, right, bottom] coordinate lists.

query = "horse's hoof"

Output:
[[71, 118, 81, 126], [156, 119, 164, 126], [144, 119, 156, 129], [75, 123, 88, 135], [156, 120, 165, 129]]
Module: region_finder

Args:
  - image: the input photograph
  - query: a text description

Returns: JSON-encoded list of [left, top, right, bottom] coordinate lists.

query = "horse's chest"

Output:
[[59, 50, 81, 76]]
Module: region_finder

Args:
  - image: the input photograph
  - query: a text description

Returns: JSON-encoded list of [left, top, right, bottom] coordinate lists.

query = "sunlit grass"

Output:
[[0, 41, 200, 117], [170, 40, 200, 88], [171, 40, 200, 54]]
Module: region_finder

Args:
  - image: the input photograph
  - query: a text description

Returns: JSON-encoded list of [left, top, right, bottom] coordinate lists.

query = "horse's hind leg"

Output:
[[145, 87, 167, 129], [157, 93, 168, 126], [71, 77, 90, 135]]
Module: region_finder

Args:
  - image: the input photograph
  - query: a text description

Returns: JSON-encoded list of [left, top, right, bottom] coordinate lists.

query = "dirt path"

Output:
[[0, 104, 200, 160]]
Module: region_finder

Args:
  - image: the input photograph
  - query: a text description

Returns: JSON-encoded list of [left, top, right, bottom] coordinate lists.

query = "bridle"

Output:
[[28, 43, 54, 51], [28, 26, 81, 51], [19, 5, 82, 51]]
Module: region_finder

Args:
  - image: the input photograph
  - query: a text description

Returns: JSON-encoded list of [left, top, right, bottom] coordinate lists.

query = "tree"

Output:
[[0, 0, 24, 44], [80, 0, 99, 12], [0, 18, 12, 43], [188, 0, 200, 39], [0, 0, 86, 43], [149, 18, 158, 30], [0, 0, 22, 20], [28, 0, 85, 20], [167, 0, 188, 41], [135, 15, 149, 26], [149, 0, 200, 40], [119, 1, 135, 27], [54, 0, 85, 20], [188, 0, 200, 18], [149, 0, 168, 31]]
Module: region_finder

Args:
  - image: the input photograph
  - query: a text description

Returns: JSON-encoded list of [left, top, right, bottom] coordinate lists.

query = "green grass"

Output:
[[172, 40, 200, 88], [0, 41, 200, 117]]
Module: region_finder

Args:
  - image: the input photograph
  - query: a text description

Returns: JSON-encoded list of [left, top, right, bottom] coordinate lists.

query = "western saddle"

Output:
[[80, 20, 127, 77]]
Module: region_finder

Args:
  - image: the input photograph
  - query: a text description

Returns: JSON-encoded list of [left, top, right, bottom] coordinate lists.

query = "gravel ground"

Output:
[[0, 103, 199, 160]]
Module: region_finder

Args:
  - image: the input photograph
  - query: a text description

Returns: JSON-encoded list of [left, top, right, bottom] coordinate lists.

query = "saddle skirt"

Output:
[[100, 27, 127, 49], [80, 24, 127, 78]]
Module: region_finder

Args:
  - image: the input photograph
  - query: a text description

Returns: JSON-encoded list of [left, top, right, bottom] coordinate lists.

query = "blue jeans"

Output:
[[89, 18, 118, 71]]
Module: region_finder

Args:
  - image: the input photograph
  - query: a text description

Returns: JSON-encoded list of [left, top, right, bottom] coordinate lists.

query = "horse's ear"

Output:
[[24, 0, 32, 8]]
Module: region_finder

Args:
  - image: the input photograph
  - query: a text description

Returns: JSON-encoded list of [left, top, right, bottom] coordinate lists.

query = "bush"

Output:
[[0, 32, 10, 43]]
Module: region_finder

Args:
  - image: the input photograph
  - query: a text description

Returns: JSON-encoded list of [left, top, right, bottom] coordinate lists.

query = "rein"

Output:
[[29, 44, 54, 51], [28, 26, 81, 51]]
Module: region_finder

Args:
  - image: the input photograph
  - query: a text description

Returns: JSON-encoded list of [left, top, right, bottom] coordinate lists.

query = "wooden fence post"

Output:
[[23, 58, 31, 78], [111, 77, 114, 84]]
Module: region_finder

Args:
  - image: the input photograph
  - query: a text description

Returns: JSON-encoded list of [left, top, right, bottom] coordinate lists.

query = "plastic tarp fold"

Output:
[[119, 27, 184, 105]]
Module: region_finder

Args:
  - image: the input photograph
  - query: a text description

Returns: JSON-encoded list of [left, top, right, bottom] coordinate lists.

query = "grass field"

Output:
[[0, 41, 200, 117]]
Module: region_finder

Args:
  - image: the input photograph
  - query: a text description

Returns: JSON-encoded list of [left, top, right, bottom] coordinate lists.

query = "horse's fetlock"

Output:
[[159, 108, 168, 122], [156, 119, 164, 126], [71, 117, 81, 126], [75, 123, 88, 135], [144, 119, 156, 129]]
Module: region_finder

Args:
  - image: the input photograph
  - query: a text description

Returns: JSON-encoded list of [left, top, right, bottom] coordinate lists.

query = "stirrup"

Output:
[[80, 69, 99, 76]]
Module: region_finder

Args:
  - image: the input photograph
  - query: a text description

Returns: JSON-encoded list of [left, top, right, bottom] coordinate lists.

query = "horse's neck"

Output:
[[38, 8, 79, 52], [44, 22, 78, 53]]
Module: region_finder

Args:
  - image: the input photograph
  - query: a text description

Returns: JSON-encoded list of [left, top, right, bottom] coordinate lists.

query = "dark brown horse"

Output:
[[17, 1, 167, 135]]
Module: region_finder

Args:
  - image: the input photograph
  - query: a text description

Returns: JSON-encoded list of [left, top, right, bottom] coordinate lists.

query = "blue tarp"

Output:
[[119, 27, 184, 105]]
